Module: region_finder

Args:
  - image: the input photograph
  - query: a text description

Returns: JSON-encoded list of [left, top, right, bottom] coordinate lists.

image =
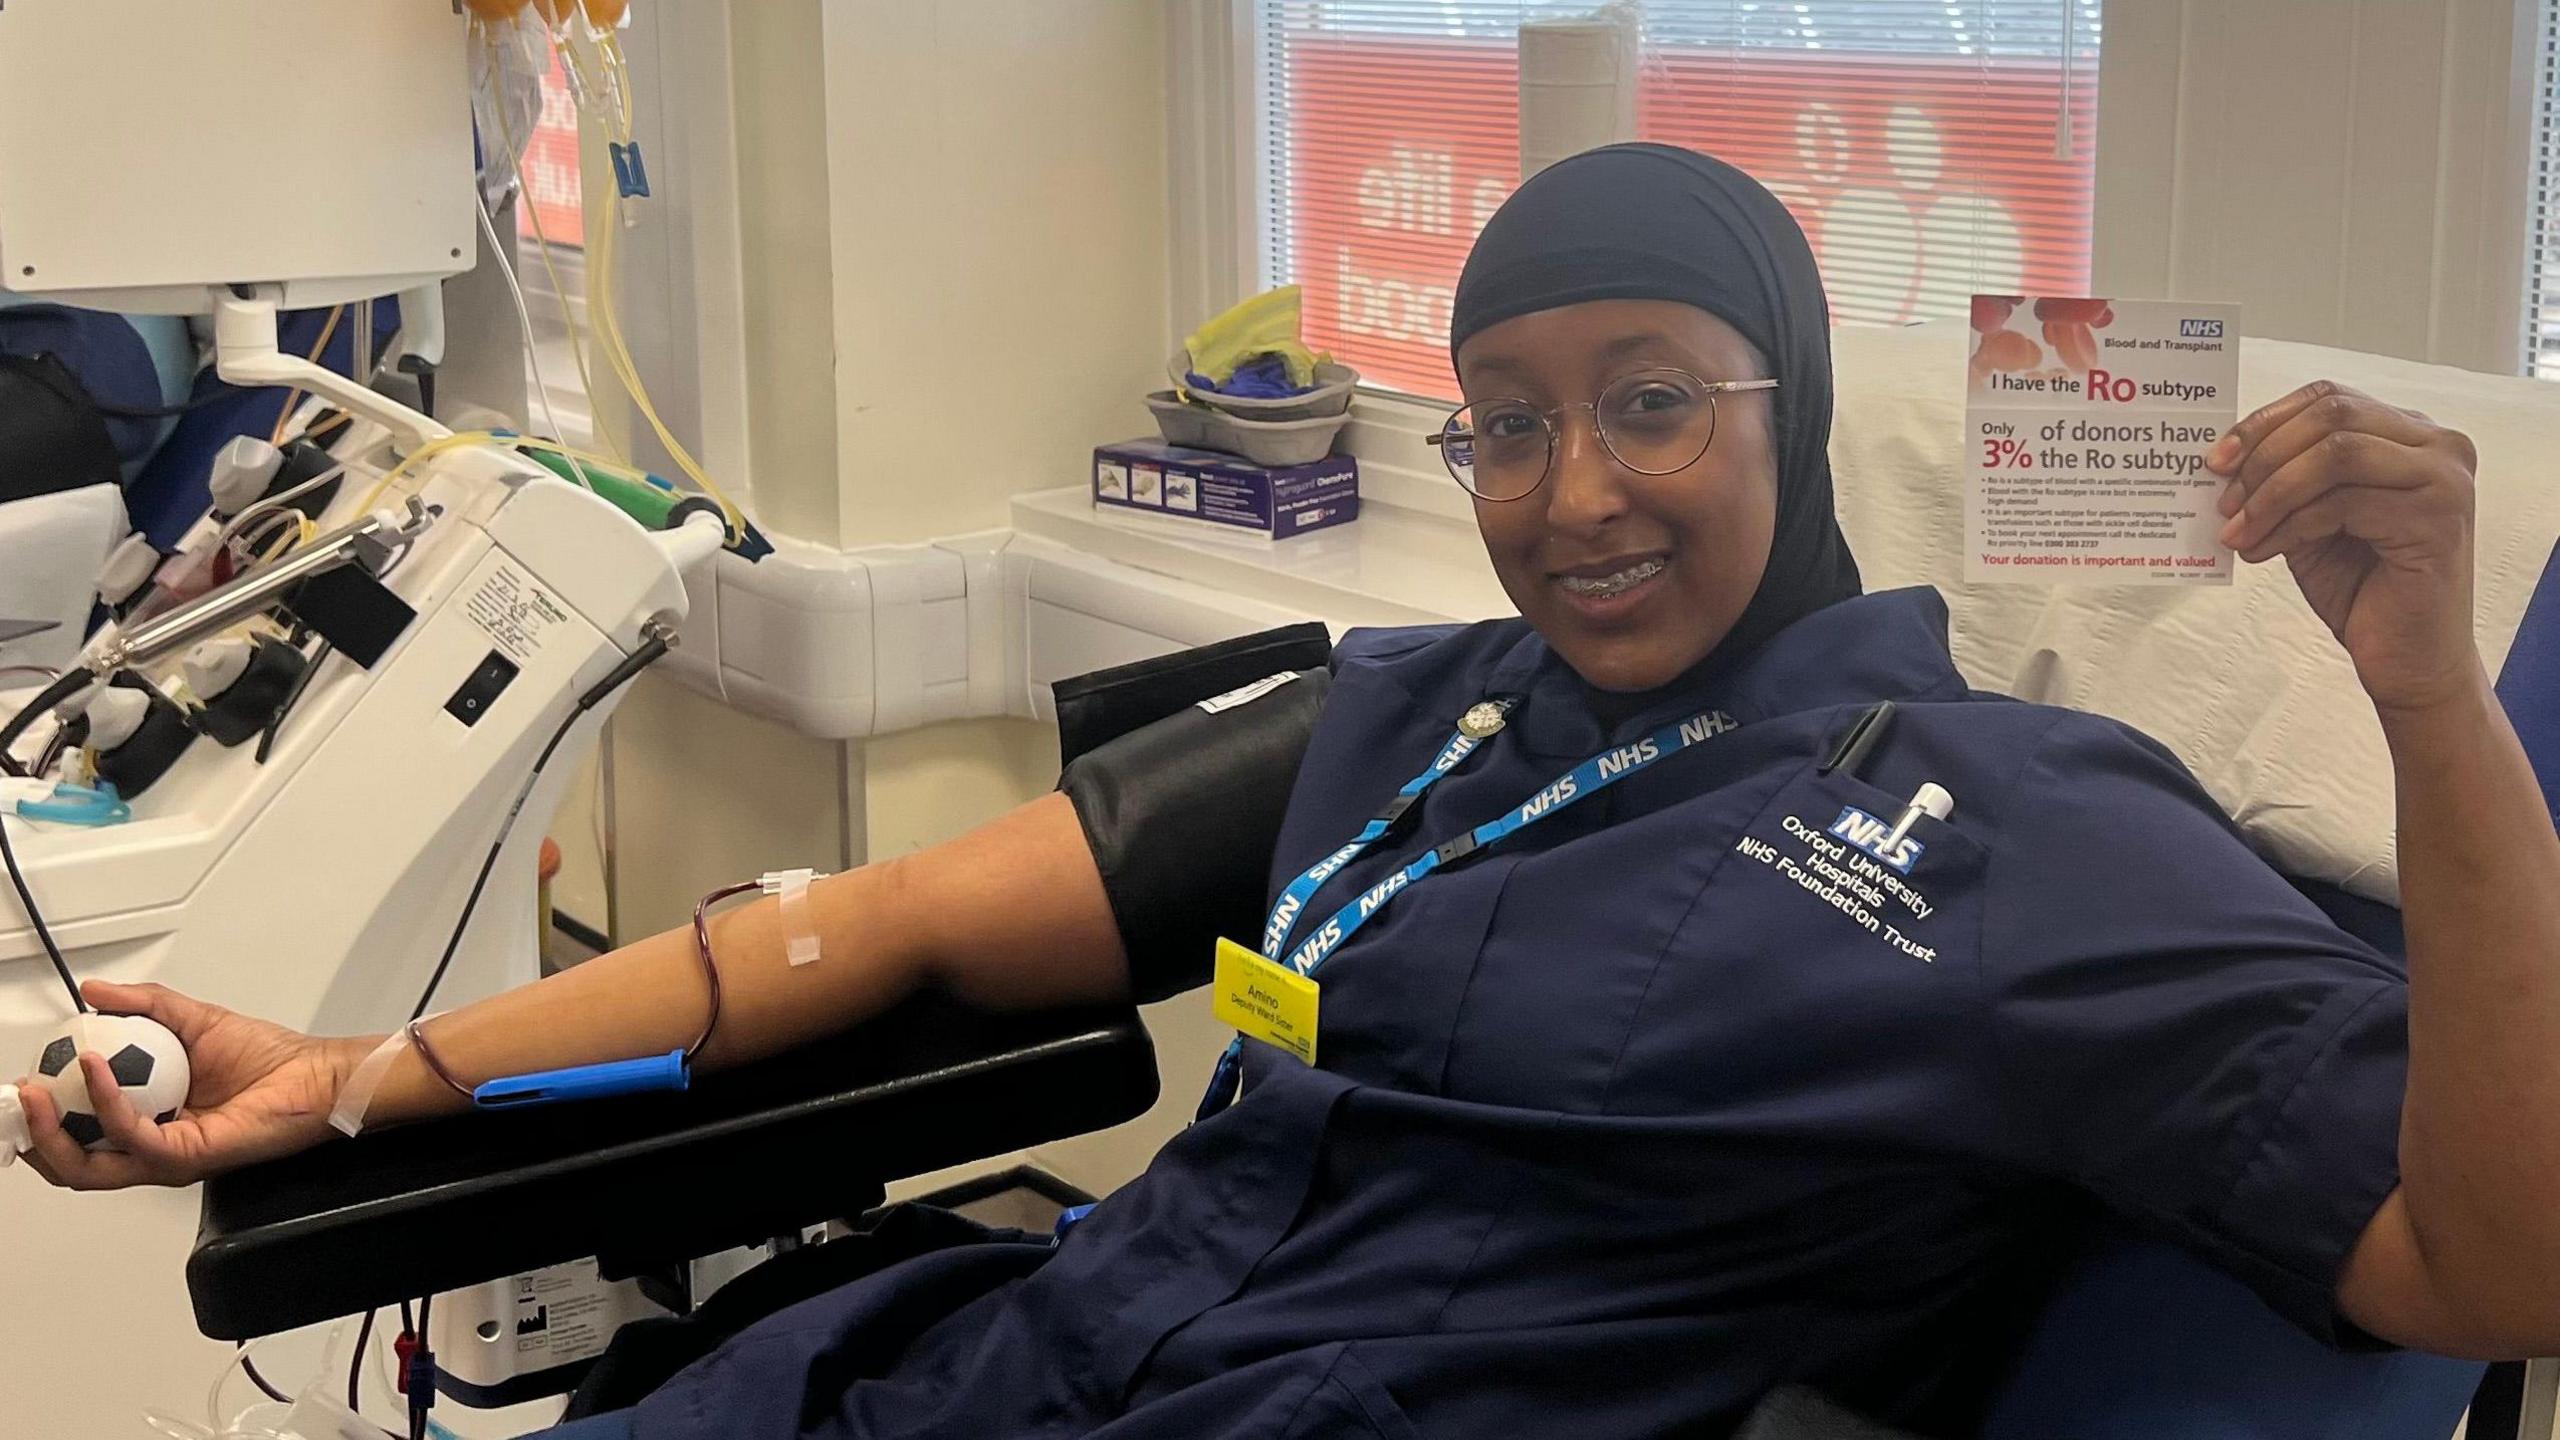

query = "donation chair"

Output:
[[189, 578, 2559, 1439], [1939, 529, 2560, 1440]]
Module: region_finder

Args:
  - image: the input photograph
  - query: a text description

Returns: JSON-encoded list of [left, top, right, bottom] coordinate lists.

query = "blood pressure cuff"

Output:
[[1, 301, 183, 494], [1056, 623, 1333, 1004], [0, 351, 120, 503]]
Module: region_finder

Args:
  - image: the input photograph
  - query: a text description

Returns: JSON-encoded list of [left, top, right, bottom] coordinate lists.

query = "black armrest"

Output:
[[187, 995, 1159, 1341]]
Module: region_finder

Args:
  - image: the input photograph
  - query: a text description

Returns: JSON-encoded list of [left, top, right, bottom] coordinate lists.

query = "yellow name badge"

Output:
[[1212, 937, 1321, 1066]]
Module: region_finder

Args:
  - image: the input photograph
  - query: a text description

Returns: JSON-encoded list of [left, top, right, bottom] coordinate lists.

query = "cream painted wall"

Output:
[[819, 0, 1172, 544], [730, 0, 845, 547], [550, 753, 607, 931], [863, 718, 1062, 859], [824, 3, 1188, 1199], [607, 673, 851, 942]]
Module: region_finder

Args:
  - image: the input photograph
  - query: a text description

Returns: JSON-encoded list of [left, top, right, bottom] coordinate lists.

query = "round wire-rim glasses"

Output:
[[1426, 369, 1780, 501]]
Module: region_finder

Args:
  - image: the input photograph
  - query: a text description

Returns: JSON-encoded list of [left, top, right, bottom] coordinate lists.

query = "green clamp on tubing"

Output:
[[515, 447, 774, 561], [520, 448, 681, 527]]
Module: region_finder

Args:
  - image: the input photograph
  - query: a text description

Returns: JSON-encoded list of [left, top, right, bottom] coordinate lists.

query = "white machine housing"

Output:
[[0, 0, 473, 314], [0, 440, 711, 1440], [0, 5, 706, 1433], [0, 445, 701, 1038]]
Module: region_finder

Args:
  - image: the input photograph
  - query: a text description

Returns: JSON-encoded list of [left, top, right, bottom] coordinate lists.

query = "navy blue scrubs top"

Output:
[[633, 587, 2408, 1440]]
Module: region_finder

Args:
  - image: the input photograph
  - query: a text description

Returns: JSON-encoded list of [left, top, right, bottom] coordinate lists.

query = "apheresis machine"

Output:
[[0, 4, 746, 1435]]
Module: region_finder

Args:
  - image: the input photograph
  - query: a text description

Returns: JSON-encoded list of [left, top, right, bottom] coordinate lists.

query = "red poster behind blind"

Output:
[[1281, 36, 2096, 399], [518, 51, 584, 248]]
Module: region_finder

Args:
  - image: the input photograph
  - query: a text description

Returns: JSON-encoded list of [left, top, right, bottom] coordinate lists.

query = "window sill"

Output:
[[1332, 387, 1473, 523], [1009, 485, 1509, 630]]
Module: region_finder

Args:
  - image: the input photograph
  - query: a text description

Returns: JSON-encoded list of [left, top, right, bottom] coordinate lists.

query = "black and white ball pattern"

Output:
[[29, 1015, 189, 1152]]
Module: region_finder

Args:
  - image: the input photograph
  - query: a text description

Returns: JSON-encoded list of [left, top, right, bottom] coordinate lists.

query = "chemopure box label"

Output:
[[1964, 297, 2241, 586], [1093, 441, 1358, 541]]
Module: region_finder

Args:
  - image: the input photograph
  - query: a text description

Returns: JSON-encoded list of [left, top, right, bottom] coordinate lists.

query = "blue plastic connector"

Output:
[[472, 1050, 689, 1110]]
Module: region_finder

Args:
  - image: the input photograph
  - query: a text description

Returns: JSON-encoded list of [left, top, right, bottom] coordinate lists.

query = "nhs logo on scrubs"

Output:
[[1827, 806, 1923, 874]]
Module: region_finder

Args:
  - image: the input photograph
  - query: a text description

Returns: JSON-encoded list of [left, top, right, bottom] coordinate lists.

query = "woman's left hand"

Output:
[[2208, 380, 2481, 714]]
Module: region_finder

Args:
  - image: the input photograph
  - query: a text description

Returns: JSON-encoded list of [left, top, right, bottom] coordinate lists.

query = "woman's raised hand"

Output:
[[2208, 381, 2482, 716]]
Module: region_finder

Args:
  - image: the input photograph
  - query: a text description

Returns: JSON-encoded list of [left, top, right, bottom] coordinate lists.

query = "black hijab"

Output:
[[1448, 142, 1862, 674]]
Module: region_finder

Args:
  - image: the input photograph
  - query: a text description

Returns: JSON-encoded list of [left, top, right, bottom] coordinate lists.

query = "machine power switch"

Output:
[[444, 650, 521, 728]]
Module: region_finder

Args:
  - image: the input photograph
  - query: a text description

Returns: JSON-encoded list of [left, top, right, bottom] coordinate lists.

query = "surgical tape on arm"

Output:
[[762, 868, 824, 966], [328, 1028, 416, 1137]]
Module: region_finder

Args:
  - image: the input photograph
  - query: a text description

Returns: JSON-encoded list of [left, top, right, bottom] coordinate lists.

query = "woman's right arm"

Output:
[[18, 789, 1126, 1188]]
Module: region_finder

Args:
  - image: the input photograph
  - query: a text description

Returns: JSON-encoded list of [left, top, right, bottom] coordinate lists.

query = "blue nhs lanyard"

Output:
[[1268, 700, 1739, 974], [1257, 697, 1520, 966], [1196, 697, 1739, 1120]]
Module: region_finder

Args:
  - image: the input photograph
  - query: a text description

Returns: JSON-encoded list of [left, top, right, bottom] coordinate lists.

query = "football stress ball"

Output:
[[0, 1014, 190, 1164]]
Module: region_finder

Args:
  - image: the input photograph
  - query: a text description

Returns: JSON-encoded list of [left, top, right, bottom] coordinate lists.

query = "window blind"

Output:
[[1257, 1, 2102, 399], [2528, 0, 2560, 377]]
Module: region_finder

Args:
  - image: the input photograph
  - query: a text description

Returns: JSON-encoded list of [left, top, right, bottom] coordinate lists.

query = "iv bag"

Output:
[[470, 10, 551, 211]]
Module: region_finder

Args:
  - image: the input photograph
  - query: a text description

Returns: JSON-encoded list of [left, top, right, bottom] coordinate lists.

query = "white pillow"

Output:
[[1827, 319, 2560, 902], [0, 482, 125, 677]]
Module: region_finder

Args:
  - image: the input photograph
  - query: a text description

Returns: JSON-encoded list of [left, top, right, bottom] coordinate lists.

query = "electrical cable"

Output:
[[30, 719, 71, 785], [238, 1349, 291, 1406], [349, 1308, 375, 1411], [1, 669, 102, 1009], [408, 1293, 433, 1440], [255, 640, 329, 765], [407, 628, 672, 1021], [2, 784, 89, 1013], [0, 668, 90, 779]]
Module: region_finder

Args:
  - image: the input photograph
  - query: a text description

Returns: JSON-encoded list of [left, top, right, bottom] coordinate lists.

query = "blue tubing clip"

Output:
[[473, 1050, 689, 1110], [15, 781, 130, 827], [609, 141, 652, 199], [1054, 1203, 1098, 1242]]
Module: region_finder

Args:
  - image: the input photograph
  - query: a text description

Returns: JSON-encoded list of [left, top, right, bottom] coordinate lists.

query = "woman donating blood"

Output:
[[21, 146, 2550, 1438]]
